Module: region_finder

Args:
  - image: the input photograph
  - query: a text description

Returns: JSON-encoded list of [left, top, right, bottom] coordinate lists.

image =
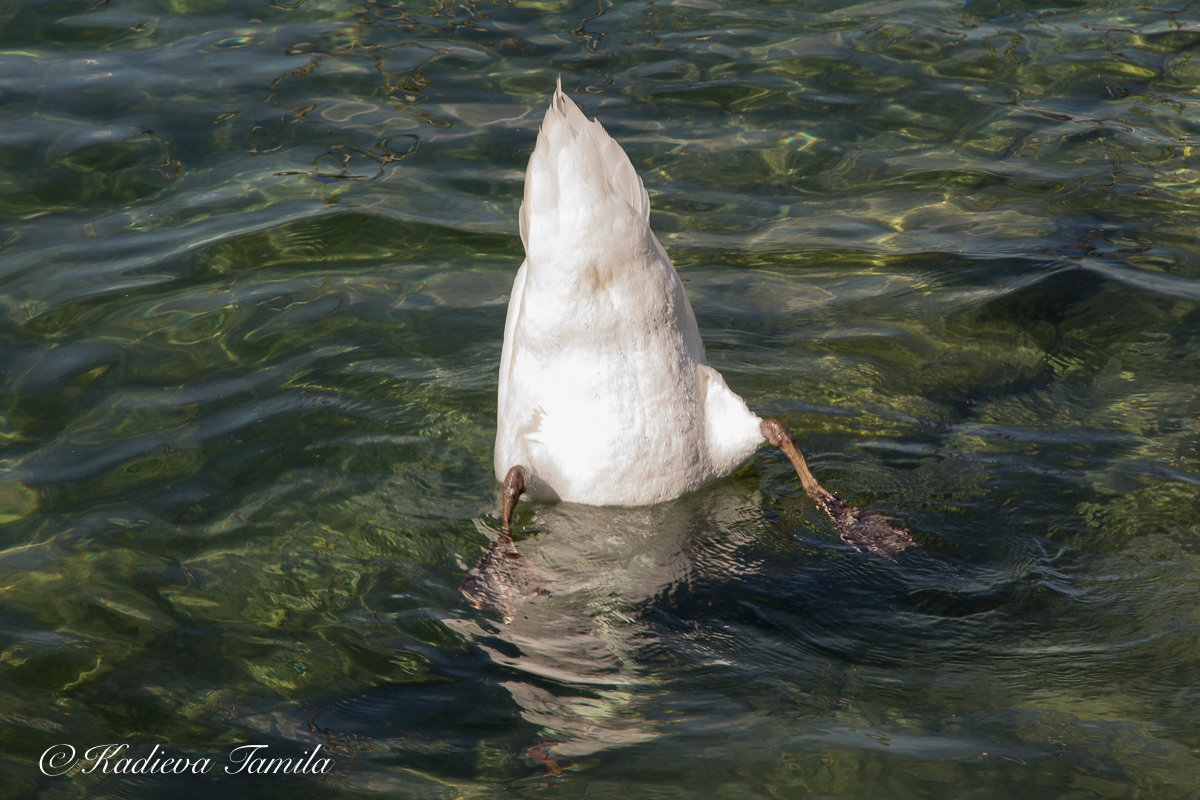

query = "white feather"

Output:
[[495, 81, 764, 505]]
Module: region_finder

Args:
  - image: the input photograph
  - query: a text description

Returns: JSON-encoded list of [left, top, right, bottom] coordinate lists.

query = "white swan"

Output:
[[495, 81, 763, 507], [467, 83, 913, 616]]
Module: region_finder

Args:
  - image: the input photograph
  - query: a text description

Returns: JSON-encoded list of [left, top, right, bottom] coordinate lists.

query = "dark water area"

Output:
[[1, 0, 1199, 797]]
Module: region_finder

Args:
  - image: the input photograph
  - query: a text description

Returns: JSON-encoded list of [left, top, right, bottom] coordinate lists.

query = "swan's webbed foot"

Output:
[[760, 418, 915, 557]]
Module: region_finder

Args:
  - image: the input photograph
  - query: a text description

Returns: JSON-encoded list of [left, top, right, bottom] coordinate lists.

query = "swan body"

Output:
[[495, 83, 763, 505], [468, 84, 913, 620]]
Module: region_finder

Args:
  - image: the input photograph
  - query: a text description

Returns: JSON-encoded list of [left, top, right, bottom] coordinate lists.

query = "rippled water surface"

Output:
[[3, 0, 1200, 797]]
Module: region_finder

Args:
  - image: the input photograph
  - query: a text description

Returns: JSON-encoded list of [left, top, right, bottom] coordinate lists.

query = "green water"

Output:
[[2, 0, 1200, 796]]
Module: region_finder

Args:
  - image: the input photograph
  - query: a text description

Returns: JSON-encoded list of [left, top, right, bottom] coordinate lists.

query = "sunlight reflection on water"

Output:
[[0, 0, 1199, 797]]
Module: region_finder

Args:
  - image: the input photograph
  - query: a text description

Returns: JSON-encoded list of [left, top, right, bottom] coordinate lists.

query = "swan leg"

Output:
[[460, 465, 551, 621], [760, 418, 832, 503], [501, 464, 526, 536], [760, 418, 916, 558]]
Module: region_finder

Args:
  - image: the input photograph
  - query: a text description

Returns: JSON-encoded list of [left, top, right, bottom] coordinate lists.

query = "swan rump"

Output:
[[495, 82, 764, 506]]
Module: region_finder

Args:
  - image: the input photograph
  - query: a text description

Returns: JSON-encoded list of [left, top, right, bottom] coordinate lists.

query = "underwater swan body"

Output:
[[467, 83, 913, 616]]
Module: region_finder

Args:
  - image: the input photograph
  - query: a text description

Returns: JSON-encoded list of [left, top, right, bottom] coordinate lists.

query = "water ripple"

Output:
[[2, 0, 1200, 796]]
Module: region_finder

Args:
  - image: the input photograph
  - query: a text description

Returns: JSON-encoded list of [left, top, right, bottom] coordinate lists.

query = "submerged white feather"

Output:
[[496, 82, 764, 505]]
